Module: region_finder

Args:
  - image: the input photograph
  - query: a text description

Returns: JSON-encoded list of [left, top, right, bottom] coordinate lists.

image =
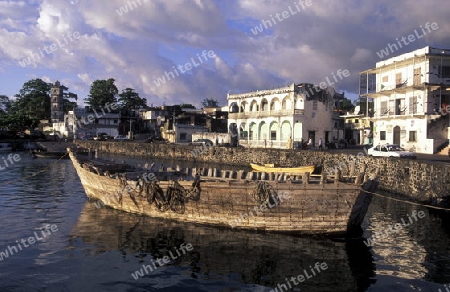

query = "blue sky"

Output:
[[0, 0, 449, 108]]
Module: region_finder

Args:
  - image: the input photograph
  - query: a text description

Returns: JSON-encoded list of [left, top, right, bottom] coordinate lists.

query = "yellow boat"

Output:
[[250, 163, 315, 173]]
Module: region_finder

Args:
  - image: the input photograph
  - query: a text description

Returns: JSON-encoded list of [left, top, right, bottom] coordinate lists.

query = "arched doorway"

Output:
[[393, 126, 400, 145]]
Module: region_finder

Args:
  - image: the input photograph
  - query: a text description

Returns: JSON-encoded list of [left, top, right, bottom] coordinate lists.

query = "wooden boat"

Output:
[[68, 148, 378, 236], [0, 143, 12, 152], [250, 163, 315, 173], [32, 151, 68, 159]]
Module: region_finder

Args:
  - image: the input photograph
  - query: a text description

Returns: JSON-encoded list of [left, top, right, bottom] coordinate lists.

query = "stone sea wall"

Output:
[[74, 141, 450, 205]]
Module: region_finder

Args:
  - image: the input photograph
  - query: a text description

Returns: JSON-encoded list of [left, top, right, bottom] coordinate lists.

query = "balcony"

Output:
[[344, 122, 370, 130], [229, 109, 304, 119]]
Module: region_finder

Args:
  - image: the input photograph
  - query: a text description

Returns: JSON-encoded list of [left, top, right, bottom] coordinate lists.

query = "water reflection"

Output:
[[364, 194, 450, 289], [71, 202, 374, 291]]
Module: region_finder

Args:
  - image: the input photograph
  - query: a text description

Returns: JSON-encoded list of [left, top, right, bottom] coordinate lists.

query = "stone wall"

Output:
[[75, 141, 450, 205]]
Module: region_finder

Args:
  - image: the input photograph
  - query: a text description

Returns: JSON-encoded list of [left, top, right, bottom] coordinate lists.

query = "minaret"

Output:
[[50, 81, 64, 123]]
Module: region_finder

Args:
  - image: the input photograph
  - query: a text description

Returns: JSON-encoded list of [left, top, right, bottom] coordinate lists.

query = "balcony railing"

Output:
[[229, 109, 304, 119]]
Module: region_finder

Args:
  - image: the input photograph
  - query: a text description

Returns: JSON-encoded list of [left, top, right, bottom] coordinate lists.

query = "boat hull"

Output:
[[33, 151, 68, 159], [69, 150, 376, 236], [250, 163, 315, 173]]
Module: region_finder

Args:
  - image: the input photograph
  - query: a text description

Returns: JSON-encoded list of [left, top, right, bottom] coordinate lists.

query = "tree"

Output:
[[54, 83, 77, 113], [201, 98, 219, 108], [180, 103, 196, 109], [85, 78, 118, 109], [339, 98, 355, 113], [118, 88, 146, 109], [0, 79, 77, 132], [10, 78, 51, 124], [0, 95, 11, 115]]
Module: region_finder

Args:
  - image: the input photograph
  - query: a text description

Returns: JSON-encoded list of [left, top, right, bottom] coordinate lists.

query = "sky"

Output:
[[0, 0, 449, 108]]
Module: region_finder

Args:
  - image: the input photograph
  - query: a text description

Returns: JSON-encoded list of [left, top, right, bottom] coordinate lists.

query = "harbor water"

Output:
[[0, 153, 450, 291]]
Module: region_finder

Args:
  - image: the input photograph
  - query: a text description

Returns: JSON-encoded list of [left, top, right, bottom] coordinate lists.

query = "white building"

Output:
[[342, 106, 373, 145], [53, 107, 119, 139], [162, 124, 208, 144], [227, 83, 341, 148], [360, 46, 450, 154]]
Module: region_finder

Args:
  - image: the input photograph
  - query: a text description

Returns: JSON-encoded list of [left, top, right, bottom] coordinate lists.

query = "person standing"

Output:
[[286, 136, 293, 149], [318, 138, 323, 150], [307, 138, 313, 150]]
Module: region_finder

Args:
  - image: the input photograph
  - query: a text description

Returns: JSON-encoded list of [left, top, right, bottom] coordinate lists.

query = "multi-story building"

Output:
[[50, 81, 65, 123], [360, 46, 450, 154], [342, 105, 373, 145], [227, 83, 341, 148]]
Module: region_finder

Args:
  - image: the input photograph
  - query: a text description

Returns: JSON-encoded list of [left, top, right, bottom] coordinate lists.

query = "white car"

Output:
[[114, 135, 129, 141], [367, 144, 416, 158]]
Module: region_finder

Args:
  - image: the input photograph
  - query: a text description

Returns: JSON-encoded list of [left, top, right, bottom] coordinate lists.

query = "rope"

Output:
[[251, 181, 277, 206], [166, 180, 186, 214], [362, 188, 450, 211], [0, 152, 69, 187]]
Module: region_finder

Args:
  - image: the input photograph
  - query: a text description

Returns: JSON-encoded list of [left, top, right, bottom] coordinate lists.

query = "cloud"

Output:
[[0, 0, 449, 106]]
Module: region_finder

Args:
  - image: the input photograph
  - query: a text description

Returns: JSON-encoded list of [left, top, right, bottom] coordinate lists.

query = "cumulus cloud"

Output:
[[0, 0, 449, 106]]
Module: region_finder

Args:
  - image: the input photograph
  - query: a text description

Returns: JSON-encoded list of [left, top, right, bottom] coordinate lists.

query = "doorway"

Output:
[[393, 126, 400, 145]]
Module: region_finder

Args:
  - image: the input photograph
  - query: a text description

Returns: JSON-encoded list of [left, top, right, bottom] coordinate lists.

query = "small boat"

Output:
[[32, 151, 68, 159], [68, 147, 378, 236], [0, 143, 12, 152], [250, 163, 315, 173]]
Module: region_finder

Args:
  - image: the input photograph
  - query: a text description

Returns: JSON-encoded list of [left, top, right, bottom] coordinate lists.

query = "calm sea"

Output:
[[0, 153, 449, 292]]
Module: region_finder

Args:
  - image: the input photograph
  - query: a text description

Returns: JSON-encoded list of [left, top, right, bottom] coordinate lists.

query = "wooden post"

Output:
[[349, 160, 355, 177], [355, 163, 367, 185], [334, 170, 341, 184], [320, 173, 327, 184], [302, 172, 310, 185]]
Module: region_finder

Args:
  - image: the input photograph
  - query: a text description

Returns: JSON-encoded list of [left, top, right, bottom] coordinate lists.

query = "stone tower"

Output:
[[50, 81, 64, 123]]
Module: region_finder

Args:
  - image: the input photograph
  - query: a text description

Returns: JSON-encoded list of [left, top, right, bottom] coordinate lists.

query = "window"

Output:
[[439, 66, 450, 78], [380, 131, 386, 140], [270, 131, 276, 140], [380, 101, 388, 115], [409, 131, 416, 142], [396, 73, 402, 87], [409, 96, 418, 114], [382, 76, 388, 82], [180, 133, 187, 140], [313, 100, 318, 110], [113, 119, 118, 124]]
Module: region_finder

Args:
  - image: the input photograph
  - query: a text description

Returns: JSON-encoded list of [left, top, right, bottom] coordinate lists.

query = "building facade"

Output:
[[360, 46, 450, 154], [227, 83, 340, 148], [50, 81, 65, 123], [342, 106, 373, 145]]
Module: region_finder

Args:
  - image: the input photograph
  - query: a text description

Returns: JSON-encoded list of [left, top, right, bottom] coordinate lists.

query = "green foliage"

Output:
[[63, 92, 77, 112], [0, 79, 77, 132], [118, 88, 146, 109], [85, 78, 118, 108], [10, 78, 50, 121], [0, 95, 11, 115], [201, 98, 219, 108], [339, 98, 355, 112], [180, 104, 196, 109]]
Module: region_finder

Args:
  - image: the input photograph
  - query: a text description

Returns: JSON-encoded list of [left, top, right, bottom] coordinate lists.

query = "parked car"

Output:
[[93, 133, 112, 141], [114, 135, 129, 141], [367, 144, 416, 158], [189, 139, 213, 146], [144, 136, 167, 143]]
